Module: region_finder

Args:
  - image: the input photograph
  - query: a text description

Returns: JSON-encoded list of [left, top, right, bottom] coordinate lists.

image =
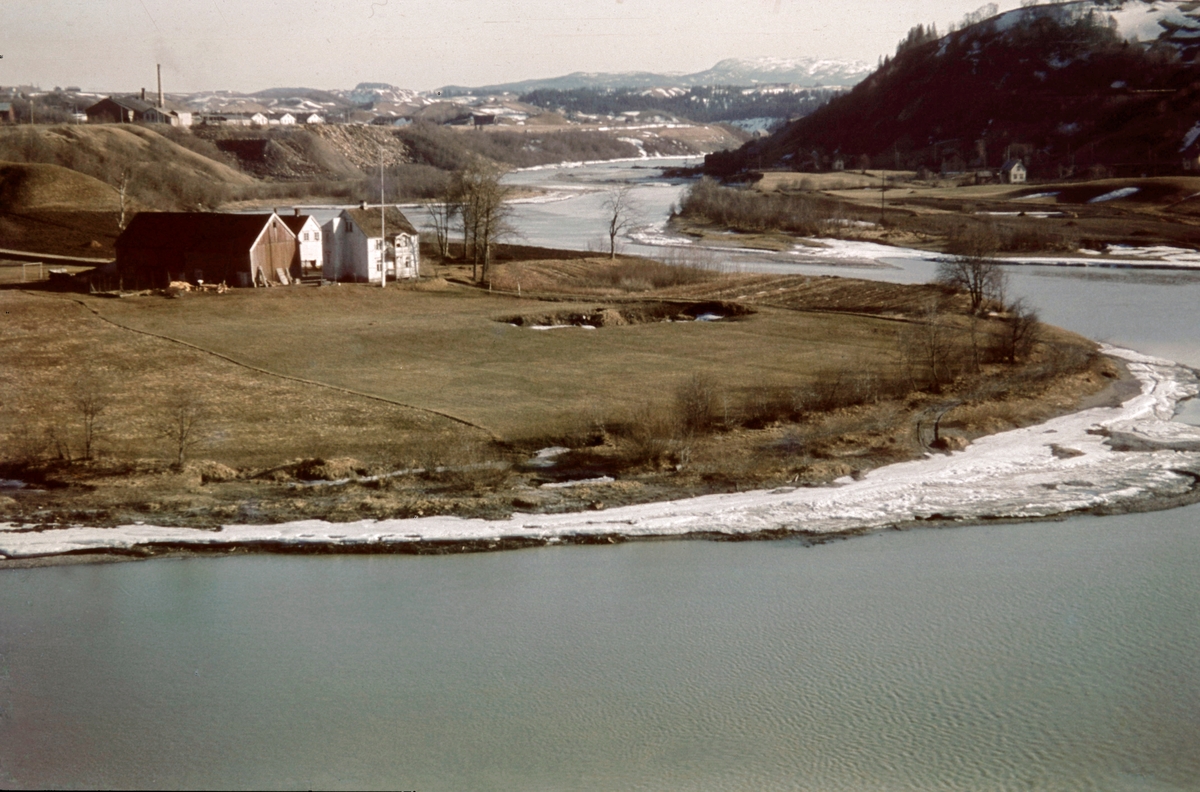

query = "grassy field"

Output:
[[0, 258, 1117, 528], [75, 278, 911, 441]]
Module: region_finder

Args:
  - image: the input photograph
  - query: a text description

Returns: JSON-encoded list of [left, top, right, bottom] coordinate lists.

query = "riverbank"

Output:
[[3, 346, 1197, 567]]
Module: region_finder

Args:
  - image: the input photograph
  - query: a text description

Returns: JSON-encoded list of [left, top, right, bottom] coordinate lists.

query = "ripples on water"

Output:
[[2, 510, 1199, 790]]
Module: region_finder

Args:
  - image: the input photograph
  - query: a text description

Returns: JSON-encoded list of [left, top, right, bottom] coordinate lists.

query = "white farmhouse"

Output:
[[1000, 159, 1027, 183], [318, 206, 420, 283], [281, 212, 324, 277]]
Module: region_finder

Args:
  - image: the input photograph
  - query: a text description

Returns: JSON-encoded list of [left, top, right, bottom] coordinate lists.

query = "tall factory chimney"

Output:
[[156, 64, 163, 108]]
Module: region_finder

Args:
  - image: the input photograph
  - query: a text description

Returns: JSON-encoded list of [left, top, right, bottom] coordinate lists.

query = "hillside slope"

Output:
[[0, 125, 254, 210], [0, 161, 120, 212], [707, 0, 1200, 179]]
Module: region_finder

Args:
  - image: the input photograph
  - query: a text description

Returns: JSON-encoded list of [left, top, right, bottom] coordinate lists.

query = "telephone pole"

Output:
[[380, 146, 386, 288]]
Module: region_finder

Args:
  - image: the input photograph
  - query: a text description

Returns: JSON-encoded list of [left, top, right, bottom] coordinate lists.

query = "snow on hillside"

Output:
[[986, 1, 1200, 56], [686, 57, 873, 87]]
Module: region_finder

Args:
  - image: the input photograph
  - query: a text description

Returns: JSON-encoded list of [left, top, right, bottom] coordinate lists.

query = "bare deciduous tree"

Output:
[[426, 192, 459, 263], [603, 184, 637, 259], [70, 369, 112, 461], [901, 300, 965, 393], [454, 163, 514, 283], [1001, 298, 1040, 364], [937, 224, 1006, 314], [159, 389, 208, 468]]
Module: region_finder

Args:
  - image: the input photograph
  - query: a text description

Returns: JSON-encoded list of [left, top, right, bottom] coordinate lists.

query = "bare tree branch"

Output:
[[602, 184, 638, 259], [159, 389, 209, 468]]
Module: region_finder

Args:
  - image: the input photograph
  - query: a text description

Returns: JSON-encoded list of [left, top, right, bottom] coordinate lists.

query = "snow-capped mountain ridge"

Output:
[[441, 56, 873, 95]]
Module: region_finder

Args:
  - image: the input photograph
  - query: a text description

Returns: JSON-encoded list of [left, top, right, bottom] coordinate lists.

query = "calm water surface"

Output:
[[3, 512, 1199, 790], [3, 160, 1199, 789]]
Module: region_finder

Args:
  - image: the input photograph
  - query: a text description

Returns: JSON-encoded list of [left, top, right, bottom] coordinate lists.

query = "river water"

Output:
[[3, 160, 1199, 790]]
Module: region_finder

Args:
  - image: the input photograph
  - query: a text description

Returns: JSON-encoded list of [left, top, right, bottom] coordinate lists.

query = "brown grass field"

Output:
[[0, 257, 1120, 529]]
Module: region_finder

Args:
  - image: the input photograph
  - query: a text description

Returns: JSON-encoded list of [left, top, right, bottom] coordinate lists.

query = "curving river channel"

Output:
[[2, 159, 1199, 790]]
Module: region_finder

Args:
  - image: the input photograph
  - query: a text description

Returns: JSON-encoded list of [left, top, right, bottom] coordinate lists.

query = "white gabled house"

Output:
[[1000, 159, 1027, 183], [320, 205, 420, 283], [281, 212, 324, 277]]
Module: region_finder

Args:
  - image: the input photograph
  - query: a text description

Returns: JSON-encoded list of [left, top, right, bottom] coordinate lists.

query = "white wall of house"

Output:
[[391, 233, 419, 280], [324, 210, 420, 282], [1002, 161, 1027, 183], [321, 216, 345, 281], [293, 216, 324, 272], [349, 223, 377, 282]]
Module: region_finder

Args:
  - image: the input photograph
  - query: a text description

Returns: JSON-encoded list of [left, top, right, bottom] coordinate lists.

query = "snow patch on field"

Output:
[[1088, 187, 1140, 203], [1181, 121, 1200, 152], [4, 348, 1198, 560], [996, 245, 1200, 269]]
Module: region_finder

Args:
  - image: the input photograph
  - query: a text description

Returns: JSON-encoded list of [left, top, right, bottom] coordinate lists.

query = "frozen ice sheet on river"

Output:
[[3, 348, 1199, 559]]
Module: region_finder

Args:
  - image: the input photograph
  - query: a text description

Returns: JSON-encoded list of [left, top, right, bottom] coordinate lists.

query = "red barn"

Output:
[[115, 213, 297, 289]]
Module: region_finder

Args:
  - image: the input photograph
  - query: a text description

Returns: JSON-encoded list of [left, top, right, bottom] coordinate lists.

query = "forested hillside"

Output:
[[706, 2, 1200, 179]]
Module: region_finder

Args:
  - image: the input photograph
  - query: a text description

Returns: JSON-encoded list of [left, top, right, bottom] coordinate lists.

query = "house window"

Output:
[[314, 232, 320, 241], [375, 239, 383, 250], [303, 232, 309, 241], [346, 222, 352, 232]]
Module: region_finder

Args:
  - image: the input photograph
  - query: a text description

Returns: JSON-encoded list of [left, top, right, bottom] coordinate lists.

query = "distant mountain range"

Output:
[[439, 57, 874, 95], [166, 57, 872, 119]]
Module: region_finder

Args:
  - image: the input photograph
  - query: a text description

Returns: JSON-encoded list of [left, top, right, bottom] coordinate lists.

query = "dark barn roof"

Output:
[[345, 206, 418, 237], [116, 212, 289, 254], [116, 212, 297, 288]]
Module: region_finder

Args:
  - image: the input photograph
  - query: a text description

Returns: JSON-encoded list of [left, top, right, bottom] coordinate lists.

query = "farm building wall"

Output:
[[249, 217, 299, 285]]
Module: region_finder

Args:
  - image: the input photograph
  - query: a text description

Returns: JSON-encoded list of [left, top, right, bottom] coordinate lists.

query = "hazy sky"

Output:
[[3, 0, 1024, 93]]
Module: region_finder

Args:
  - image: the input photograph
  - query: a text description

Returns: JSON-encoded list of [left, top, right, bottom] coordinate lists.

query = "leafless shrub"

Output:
[[4, 422, 50, 466], [739, 384, 805, 428], [674, 373, 722, 436], [900, 302, 969, 392], [609, 401, 676, 466], [159, 389, 209, 468], [999, 298, 1041, 364], [679, 177, 834, 236], [938, 224, 1006, 314], [804, 371, 882, 412], [1000, 225, 1077, 253], [70, 369, 112, 461]]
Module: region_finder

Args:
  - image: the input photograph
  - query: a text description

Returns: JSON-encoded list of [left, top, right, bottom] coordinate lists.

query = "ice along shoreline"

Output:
[[2, 346, 1199, 567]]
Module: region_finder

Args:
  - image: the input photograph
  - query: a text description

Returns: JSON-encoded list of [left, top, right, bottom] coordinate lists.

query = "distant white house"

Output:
[[304, 113, 325, 124], [1000, 159, 1027, 183], [318, 205, 420, 283], [269, 112, 296, 126], [250, 112, 269, 126]]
